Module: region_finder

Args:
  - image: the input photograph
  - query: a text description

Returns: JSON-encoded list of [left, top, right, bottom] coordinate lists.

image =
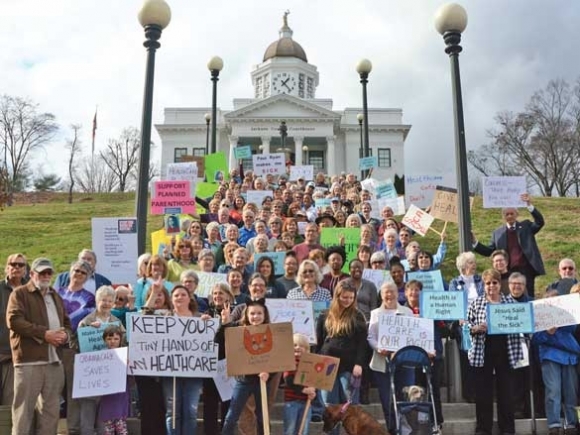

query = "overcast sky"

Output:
[[2, 0, 579, 179]]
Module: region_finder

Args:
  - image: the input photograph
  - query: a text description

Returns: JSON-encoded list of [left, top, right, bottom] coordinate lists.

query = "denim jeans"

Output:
[[222, 378, 265, 435], [284, 400, 311, 435], [541, 360, 578, 428], [161, 377, 203, 435], [320, 371, 359, 435]]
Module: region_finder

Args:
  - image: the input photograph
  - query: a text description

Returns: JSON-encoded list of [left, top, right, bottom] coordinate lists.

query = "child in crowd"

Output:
[[283, 333, 316, 435], [99, 325, 130, 435]]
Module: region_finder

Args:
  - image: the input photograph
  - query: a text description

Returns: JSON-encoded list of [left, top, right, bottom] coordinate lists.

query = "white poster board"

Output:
[[362, 269, 393, 292], [166, 162, 198, 197], [246, 190, 274, 206], [213, 358, 236, 401], [266, 299, 316, 344], [252, 153, 286, 176], [128, 316, 219, 377], [401, 205, 435, 237], [405, 173, 456, 209], [532, 294, 580, 332], [196, 272, 228, 298], [289, 165, 314, 181], [91, 217, 138, 285], [482, 176, 527, 208], [378, 196, 406, 216], [72, 347, 128, 399], [377, 314, 435, 353]]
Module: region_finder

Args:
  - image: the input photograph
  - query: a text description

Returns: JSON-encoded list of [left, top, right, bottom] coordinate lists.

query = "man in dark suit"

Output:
[[473, 193, 545, 297]]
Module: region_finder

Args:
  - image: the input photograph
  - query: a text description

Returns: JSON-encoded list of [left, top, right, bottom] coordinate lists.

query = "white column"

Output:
[[294, 136, 304, 166], [326, 136, 336, 175], [228, 135, 239, 169], [260, 136, 271, 154]]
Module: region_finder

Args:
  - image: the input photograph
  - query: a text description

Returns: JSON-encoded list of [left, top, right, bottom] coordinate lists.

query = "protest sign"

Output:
[[362, 269, 393, 291], [92, 218, 138, 285], [312, 301, 330, 322], [295, 353, 340, 391], [266, 299, 316, 344], [77, 322, 121, 353], [205, 152, 229, 182], [213, 359, 236, 401], [252, 153, 286, 176], [320, 228, 360, 273], [430, 186, 474, 224], [289, 165, 314, 181], [406, 270, 445, 291], [196, 182, 219, 199], [195, 272, 228, 298], [164, 215, 181, 235], [420, 291, 467, 321], [225, 322, 295, 376], [487, 303, 534, 335], [360, 178, 378, 193], [482, 176, 527, 209], [378, 196, 406, 216], [401, 204, 435, 237], [532, 294, 580, 332], [128, 316, 219, 377], [234, 145, 252, 160], [378, 314, 435, 353], [376, 180, 397, 199], [405, 173, 456, 209], [166, 162, 198, 197], [151, 228, 173, 258], [254, 252, 285, 276], [246, 190, 274, 206], [72, 347, 128, 399], [297, 221, 308, 235], [314, 198, 331, 209], [151, 181, 195, 215], [177, 155, 205, 178], [359, 156, 378, 171]]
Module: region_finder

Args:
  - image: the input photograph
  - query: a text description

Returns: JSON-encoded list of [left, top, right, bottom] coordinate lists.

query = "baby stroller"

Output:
[[390, 345, 440, 435]]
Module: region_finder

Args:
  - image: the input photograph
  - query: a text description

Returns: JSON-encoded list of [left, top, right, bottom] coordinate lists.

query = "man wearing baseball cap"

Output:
[[6, 257, 71, 434]]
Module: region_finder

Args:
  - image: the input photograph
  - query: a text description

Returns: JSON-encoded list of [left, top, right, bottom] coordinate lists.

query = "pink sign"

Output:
[[151, 181, 196, 215]]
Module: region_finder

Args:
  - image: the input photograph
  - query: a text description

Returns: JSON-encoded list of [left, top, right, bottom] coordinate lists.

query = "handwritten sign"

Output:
[[225, 322, 295, 376], [92, 218, 138, 285], [213, 359, 236, 401], [401, 204, 435, 237], [234, 145, 252, 160], [167, 162, 198, 197], [406, 270, 445, 291], [77, 322, 121, 353], [254, 252, 285, 276], [290, 165, 314, 181], [151, 181, 196, 215], [378, 196, 406, 216], [359, 156, 378, 171], [195, 272, 228, 298], [72, 347, 128, 399], [378, 314, 435, 354], [266, 299, 316, 344], [297, 221, 308, 235], [246, 190, 274, 206], [177, 155, 205, 178], [252, 153, 286, 176], [314, 198, 331, 209], [128, 316, 219, 377], [405, 173, 456, 209], [430, 186, 474, 224], [320, 228, 361, 273], [482, 176, 527, 209], [362, 269, 393, 292], [376, 180, 397, 199], [487, 303, 534, 335], [532, 294, 580, 332], [295, 353, 339, 391], [420, 291, 466, 320]]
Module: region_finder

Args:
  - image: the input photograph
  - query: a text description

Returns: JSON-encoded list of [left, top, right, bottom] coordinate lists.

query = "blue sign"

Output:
[[487, 302, 534, 335], [315, 198, 331, 208], [234, 145, 252, 160], [420, 291, 467, 321], [312, 301, 330, 321], [254, 251, 285, 276], [359, 156, 378, 170], [164, 207, 182, 215], [376, 181, 397, 199], [77, 322, 121, 353], [406, 270, 445, 291]]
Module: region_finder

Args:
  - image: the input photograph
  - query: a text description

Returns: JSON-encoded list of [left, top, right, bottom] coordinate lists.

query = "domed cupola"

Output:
[[263, 11, 307, 63]]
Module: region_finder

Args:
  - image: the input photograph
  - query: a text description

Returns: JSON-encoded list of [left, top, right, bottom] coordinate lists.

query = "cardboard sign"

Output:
[[406, 270, 445, 291], [195, 272, 228, 298], [420, 291, 466, 321], [401, 204, 435, 237], [405, 173, 456, 209], [151, 181, 196, 215], [362, 269, 393, 292], [254, 252, 285, 276], [482, 176, 527, 209], [532, 294, 580, 332], [234, 145, 252, 160], [205, 152, 229, 182], [376, 180, 397, 199], [92, 218, 138, 285], [72, 347, 128, 399], [377, 314, 435, 354], [430, 186, 474, 224], [295, 353, 340, 391], [252, 153, 286, 176], [359, 156, 378, 170], [265, 299, 316, 344], [487, 302, 534, 335], [77, 322, 121, 353], [289, 165, 314, 181], [213, 359, 236, 401], [320, 228, 361, 273], [225, 322, 295, 376], [246, 190, 274, 206], [128, 316, 219, 377], [378, 196, 406, 216], [167, 162, 198, 197]]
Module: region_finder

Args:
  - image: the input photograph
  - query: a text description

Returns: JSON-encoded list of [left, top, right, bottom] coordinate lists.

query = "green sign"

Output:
[[205, 152, 229, 182], [320, 228, 360, 273]]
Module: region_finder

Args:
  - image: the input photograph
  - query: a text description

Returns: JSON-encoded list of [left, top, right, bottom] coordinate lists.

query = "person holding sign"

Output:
[[467, 269, 523, 435]]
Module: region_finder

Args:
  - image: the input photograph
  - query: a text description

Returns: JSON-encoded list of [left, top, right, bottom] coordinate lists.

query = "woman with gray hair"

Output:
[[204, 222, 221, 255], [286, 260, 331, 302], [180, 269, 209, 313], [197, 248, 215, 273]]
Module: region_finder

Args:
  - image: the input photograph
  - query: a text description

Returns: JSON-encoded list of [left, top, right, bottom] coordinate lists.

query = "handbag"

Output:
[[514, 336, 530, 369], [460, 323, 472, 351]]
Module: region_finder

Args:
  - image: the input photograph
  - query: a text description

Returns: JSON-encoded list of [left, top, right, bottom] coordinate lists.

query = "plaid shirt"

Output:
[[286, 286, 331, 302], [467, 294, 523, 368]]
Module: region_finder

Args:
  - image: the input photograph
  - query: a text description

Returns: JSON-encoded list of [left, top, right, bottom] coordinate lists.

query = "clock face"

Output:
[[272, 73, 297, 94]]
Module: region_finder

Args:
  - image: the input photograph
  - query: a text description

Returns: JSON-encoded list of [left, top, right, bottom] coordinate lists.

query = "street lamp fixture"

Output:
[[434, 3, 471, 254], [258, 144, 265, 154], [135, 0, 171, 256], [302, 144, 309, 165], [357, 113, 364, 180], [204, 112, 211, 155], [207, 56, 223, 154], [356, 59, 372, 178]]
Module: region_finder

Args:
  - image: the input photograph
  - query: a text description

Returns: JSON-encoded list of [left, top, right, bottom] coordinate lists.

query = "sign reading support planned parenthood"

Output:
[[252, 153, 286, 176], [487, 303, 534, 335], [151, 181, 196, 215], [482, 176, 527, 208], [407, 270, 445, 291], [92, 218, 138, 285], [128, 316, 219, 377], [266, 299, 316, 344], [420, 291, 466, 320], [378, 314, 435, 354], [532, 294, 580, 332], [401, 204, 435, 237], [72, 347, 128, 399]]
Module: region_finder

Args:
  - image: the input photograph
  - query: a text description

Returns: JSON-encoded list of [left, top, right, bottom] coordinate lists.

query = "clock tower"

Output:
[[251, 11, 319, 100]]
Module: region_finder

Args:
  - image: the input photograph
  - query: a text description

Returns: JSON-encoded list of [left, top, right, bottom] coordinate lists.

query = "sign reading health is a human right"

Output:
[[252, 153, 286, 176]]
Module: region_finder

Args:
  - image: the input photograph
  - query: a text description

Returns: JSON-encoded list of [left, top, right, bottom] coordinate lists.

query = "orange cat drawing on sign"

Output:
[[244, 326, 273, 355]]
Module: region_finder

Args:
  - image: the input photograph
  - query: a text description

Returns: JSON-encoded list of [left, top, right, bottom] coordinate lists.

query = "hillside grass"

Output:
[[0, 193, 577, 295]]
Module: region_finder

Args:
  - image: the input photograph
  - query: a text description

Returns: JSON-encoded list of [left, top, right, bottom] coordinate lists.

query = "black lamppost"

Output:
[[357, 113, 364, 180], [435, 3, 471, 253], [135, 0, 171, 256], [207, 56, 223, 154], [204, 112, 211, 155], [356, 59, 372, 179]]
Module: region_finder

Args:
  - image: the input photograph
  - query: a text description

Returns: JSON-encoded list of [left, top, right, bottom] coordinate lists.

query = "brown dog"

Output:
[[322, 403, 390, 435]]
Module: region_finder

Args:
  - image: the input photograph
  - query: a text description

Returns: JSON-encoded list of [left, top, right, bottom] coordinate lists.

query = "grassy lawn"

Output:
[[0, 193, 576, 295]]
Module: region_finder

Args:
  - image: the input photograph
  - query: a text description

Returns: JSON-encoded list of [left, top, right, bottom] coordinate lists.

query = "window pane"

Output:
[[174, 148, 187, 162], [308, 150, 325, 171], [378, 148, 391, 168], [192, 148, 206, 157]]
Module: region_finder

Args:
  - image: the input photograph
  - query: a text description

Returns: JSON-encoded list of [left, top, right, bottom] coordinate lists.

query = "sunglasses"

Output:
[[9, 262, 25, 268], [302, 269, 315, 274], [562, 266, 575, 271], [73, 269, 88, 275], [38, 270, 53, 276]]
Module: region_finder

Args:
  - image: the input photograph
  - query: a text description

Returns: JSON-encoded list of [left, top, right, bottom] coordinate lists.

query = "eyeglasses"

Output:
[[562, 266, 575, 271], [484, 280, 499, 286], [38, 270, 53, 276], [509, 282, 524, 286], [73, 269, 88, 275], [9, 262, 25, 268], [302, 269, 315, 275]]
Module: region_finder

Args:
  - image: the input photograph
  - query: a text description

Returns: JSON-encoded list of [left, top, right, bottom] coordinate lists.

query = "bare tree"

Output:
[[100, 127, 140, 192], [75, 156, 118, 193], [0, 95, 58, 193], [66, 124, 82, 203]]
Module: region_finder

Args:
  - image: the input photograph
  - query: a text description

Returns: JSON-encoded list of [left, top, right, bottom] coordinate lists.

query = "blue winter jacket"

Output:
[[532, 325, 580, 365]]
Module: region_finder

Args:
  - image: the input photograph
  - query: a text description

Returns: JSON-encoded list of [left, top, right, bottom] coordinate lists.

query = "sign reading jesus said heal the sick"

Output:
[[420, 291, 467, 321], [378, 314, 435, 354], [128, 315, 218, 378], [487, 303, 534, 335]]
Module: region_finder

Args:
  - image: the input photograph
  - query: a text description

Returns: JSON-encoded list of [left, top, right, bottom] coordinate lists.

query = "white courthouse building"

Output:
[[156, 14, 411, 179]]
